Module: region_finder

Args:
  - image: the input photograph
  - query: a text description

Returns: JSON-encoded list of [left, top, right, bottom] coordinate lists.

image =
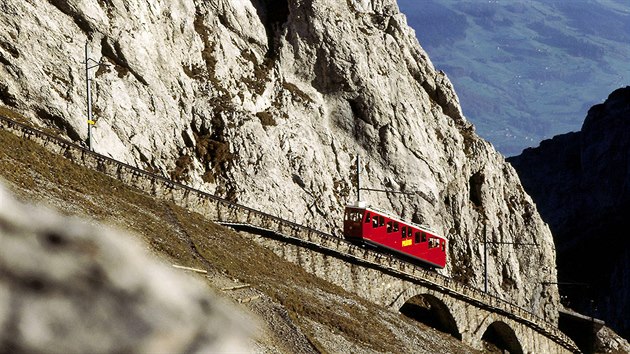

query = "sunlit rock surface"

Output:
[[0, 0, 559, 320]]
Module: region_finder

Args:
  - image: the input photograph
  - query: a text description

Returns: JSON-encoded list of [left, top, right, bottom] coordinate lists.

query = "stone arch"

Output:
[[399, 293, 462, 340], [481, 321, 523, 354]]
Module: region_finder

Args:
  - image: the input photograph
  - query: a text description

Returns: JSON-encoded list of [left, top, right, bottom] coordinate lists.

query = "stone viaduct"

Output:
[[0, 116, 579, 353]]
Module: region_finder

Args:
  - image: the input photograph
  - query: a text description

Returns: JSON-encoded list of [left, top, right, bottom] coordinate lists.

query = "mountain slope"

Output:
[[399, 0, 630, 155], [0, 0, 559, 319], [508, 86, 630, 339], [0, 119, 480, 353]]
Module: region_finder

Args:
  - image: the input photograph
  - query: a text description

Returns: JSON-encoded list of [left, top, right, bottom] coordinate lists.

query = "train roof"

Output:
[[345, 204, 444, 240]]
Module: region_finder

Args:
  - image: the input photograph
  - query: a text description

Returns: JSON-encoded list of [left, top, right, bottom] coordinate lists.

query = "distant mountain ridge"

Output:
[[508, 86, 630, 339], [399, 0, 630, 156]]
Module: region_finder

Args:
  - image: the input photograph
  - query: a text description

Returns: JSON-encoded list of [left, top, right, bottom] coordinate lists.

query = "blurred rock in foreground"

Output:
[[0, 182, 252, 353]]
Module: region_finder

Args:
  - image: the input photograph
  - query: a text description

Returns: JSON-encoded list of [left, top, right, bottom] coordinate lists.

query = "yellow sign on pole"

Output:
[[87, 119, 95, 125]]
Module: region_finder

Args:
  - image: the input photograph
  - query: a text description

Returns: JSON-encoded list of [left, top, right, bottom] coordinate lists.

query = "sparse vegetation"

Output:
[[243, 58, 274, 96], [171, 154, 194, 182], [193, 10, 224, 91], [201, 170, 215, 184], [283, 81, 314, 104], [182, 63, 205, 80], [0, 105, 28, 124], [193, 129, 233, 171], [256, 111, 276, 127], [240, 48, 258, 65]]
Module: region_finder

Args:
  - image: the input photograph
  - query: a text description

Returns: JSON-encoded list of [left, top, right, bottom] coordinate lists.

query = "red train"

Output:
[[343, 205, 447, 268]]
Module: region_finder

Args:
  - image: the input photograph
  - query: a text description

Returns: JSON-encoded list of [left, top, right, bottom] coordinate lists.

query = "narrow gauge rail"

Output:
[[0, 115, 579, 352]]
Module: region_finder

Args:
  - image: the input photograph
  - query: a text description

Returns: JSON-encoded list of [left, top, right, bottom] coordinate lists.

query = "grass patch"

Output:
[[171, 154, 194, 182], [283, 81, 314, 104], [0, 106, 29, 124]]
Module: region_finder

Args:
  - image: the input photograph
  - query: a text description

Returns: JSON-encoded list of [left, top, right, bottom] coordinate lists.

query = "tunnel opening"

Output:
[[481, 321, 523, 354], [400, 294, 462, 340], [250, 0, 289, 58]]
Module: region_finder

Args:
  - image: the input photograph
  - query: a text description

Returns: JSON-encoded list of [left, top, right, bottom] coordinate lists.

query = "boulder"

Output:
[[0, 183, 251, 353]]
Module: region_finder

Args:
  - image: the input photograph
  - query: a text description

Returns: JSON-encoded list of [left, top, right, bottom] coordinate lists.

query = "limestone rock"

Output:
[[0, 0, 559, 320], [509, 86, 630, 338], [0, 183, 252, 353], [596, 326, 630, 354]]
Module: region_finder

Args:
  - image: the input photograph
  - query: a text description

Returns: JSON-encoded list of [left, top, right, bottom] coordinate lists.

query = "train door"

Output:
[[343, 208, 365, 238]]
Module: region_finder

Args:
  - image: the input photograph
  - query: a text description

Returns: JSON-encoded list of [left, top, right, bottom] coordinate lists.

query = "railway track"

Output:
[[0, 115, 579, 352]]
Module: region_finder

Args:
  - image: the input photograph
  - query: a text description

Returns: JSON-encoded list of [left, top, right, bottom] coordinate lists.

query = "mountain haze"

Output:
[[399, 0, 630, 156]]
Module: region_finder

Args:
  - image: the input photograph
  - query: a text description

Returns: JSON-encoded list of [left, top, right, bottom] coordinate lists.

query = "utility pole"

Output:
[[484, 220, 488, 293], [85, 42, 94, 150], [84, 41, 108, 151], [356, 155, 361, 204]]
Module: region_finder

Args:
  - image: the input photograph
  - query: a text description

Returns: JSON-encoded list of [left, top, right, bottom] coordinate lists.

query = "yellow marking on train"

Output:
[[402, 239, 412, 247]]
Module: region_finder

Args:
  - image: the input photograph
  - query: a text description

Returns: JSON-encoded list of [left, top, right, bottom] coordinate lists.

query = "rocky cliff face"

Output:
[[0, 0, 559, 319], [509, 86, 630, 338]]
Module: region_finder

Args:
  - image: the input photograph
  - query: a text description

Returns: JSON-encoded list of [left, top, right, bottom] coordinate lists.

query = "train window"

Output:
[[402, 227, 406, 238], [349, 212, 362, 222], [387, 221, 392, 233], [421, 232, 427, 243], [415, 232, 420, 243], [372, 217, 378, 228], [394, 222, 399, 232], [379, 216, 384, 227], [408, 227, 412, 237], [441, 241, 446, 252], [365, 212, 371, 223]]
